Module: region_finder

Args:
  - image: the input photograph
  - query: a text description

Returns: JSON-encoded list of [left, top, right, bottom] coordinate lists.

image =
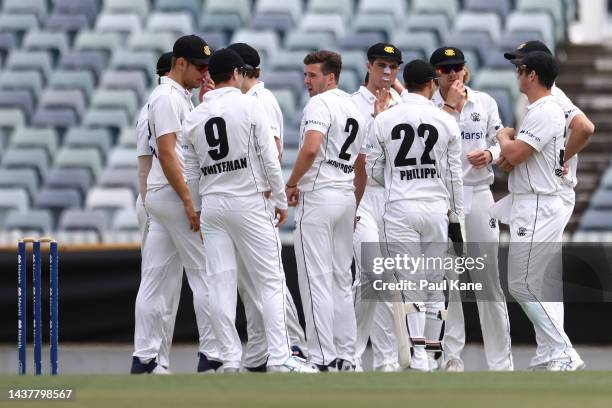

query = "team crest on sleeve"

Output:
[[470, 112, 481, 122], [489, 218, 497, 229]]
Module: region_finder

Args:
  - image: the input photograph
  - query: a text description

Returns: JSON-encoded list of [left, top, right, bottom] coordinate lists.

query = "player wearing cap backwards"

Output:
[[131, 35, 217, 375], [496, 51, 585, 371], [182, 48, 317, 373], [286, 50, 367, 371], [225, 42, 307, 370], [428, 46, 513, 372], [350, 43, 404, 372], [369, 60, 464, 371], [501, 43, 593, 371]]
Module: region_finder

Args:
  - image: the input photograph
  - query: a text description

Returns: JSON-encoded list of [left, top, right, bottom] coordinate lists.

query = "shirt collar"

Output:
[[358, 86, 376, 103], [160, 76, 192, 101], [247, 81, 265, 96], [402, 92, 434, 106], [527, 94, 555, 111], [203, 86, 242, 101]]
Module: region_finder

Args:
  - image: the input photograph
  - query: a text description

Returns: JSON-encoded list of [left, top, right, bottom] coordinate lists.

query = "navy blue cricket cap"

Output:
[[156, 52, 173, 76], [173, 34, 212, 67], [208, 48, 245, 77], [504, 40, 552, 62], [227, 43, 260, 71], [403, 59, 438, 84]]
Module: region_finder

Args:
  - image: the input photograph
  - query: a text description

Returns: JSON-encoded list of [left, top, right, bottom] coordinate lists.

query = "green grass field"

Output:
[[1, 372, 612, 408]]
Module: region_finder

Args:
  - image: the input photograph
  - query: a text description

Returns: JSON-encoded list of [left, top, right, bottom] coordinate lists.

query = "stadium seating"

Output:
[[0, 0, 590, 241]]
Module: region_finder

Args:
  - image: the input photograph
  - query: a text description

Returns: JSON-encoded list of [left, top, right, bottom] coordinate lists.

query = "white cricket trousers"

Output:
[[134, 187, 220, 365], [353, 184, 398, 368], [201, 193, 291, 368], [508, 193, 579, 365], [443, 186, 513, 370], [294, 187, 357, 366]]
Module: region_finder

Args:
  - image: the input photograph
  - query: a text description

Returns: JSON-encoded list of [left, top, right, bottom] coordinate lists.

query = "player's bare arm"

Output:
[[353, 153, 367, 208], [137, 155, 153, 201], [497, 128, 534, 166], [563, 114, 595, 162], [157, 133, 199, 231], [285, 130, 324, 206]]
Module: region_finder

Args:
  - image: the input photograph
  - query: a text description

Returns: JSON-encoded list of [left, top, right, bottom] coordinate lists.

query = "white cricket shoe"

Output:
[[547, 357, 586, 371], [443, 359, 465, 372], [408, 348, 430, 372], [267, 356, 319, 373], [151, 365, 172, 375], [375, 363, 398, 372]]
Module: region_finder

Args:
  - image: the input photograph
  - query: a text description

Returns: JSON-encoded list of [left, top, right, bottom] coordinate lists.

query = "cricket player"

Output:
[[429, 46, 513, 372], [369, 59, 464, 371], [226, 42, 307, 369], [497, 51, 584, 371], [286, 50, 367, 371], [350, 43, 403, 372], [182, 48, 316, 373], [500, 43, 594, 371], [131, 35, 216, 374]]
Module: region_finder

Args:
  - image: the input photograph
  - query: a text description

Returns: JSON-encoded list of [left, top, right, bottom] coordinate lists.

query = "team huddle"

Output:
[[130, 33, 595, 374]]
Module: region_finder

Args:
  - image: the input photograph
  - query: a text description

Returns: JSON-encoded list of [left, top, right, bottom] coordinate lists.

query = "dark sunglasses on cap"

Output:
[[437, 64, 464, 74]]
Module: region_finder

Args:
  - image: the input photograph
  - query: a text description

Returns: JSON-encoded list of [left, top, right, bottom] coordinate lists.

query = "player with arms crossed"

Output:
[[182, 48, 316, 373], [429, 46, 513, 372], [131, 36, 217, 374], [497, 51, 585, 371], [350, 43, 404, 372], [369, 60, 464, 371], [501, 41, 595, 370], [226, 42, 307, 370], [286, 50, 367, 371]]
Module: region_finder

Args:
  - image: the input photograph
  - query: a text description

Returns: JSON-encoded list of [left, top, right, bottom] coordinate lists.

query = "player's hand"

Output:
[[497, 127, 516, 141], [198, 76, 215, 103], [184, 203, 200, 231], [275, 207, 288, 227], [392, 78, 406, 95], [446, 80, 466, 111], [286, 186, 299, 207], [563, 162, 570, 176], [496, 155, 514, 172], [374, 88, 391, 117], [467, 149, 492, 169]]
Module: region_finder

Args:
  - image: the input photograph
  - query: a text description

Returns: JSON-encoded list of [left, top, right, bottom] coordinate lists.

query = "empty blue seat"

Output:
[[499, 31, 547, 55], [34, 188, 82, 218], [199, 13, 243, 34], [74, 31, 122, 57], [0, 188, 31, 226], [464, 0, 511, 19], [147, 12, 194, 35], [58, 209, 109, 237], [4, 209, 54, 234], [127, 31, 175, 54], [49, 70, 96, 101], [300, 14, 346, 39], [110, 51, 157, 85], [261, 70, 304, 98], [505, 12, 555, 51], [112, 208, 139, 232], [59, 50, 109, 82], [231, 29, 280, 61], [9, 127, 59, 159], [255, 0, 303, 23], [412, 0, 459, 21], [600, 168, 612, 190], [391, 31, 438, 60], [352, 14, 397, 41], [203, 0, 251, 23], [84, 108, 130, 138], [198, 31, 228, 52], [64, 127, 113, 159], [0, 14, 40, 40], [338, 32, 385, 52], [481, 88, 515, 126], [53, 0, 99, 24], [445, 32, 494, 67], [590, 190, 612, 210], [22, 31, 70, 62], [283, 127, 299, 149], [0, 90, 34, 122], [0, 71, 44, 103], [4, 0, 48, 21], [31, 108, 79, 132], [250, 13, 295, 37], [285, 31, 335, 52], [45, 13, 91, 33], [6, 51, 53, 83], [578, 209, 612, 232], [0, 148, 49, 183], [155, 0, 201, 19], [103, 0, 150, 20], [0, 33, 18, 60], [100, 70, 148, 100], [0, 168, 39, 200], [44, 168, 93, 198], [98, 168, 138, 193], [39, 89, 87, 119], [404, 13, 450, 44], [359, 0, 406, 20], [454, 12, 502, 43]]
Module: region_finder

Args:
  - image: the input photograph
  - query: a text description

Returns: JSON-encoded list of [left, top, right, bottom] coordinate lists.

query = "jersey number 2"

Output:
[[339, 118, 359, 161], [392, 123, 438, 167], [205, 117, 229, 160]]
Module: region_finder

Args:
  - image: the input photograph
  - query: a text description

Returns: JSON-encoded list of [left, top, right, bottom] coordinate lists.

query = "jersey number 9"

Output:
[[205, 117, 229, 160]]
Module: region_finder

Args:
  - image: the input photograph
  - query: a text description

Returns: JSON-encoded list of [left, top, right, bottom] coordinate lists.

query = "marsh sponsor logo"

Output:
[[461, 131, 484, 140], [305, 119, 328, 128], [519, 129, 540, 142]]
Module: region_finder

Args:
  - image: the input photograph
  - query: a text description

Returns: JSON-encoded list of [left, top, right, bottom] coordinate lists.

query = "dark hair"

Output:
[[405, 82, 429, 92], [244, 68, 260, 79], [210, 70, 234, 84], [522, 51, 559, 89], [303, 50, 342, 83]]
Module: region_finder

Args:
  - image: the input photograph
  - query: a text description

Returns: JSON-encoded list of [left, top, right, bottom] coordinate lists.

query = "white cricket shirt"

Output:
[[146, 76, 194, 190], [369, 92, 464, 214], [182, 87, 287, 209], [351, 86, 402, 186], [246, 81, 284, 153], [136, 104, 152, 157], [298, 88, 367, 192], [509, 95, 565, 195], [431, 86, 503, 186]]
